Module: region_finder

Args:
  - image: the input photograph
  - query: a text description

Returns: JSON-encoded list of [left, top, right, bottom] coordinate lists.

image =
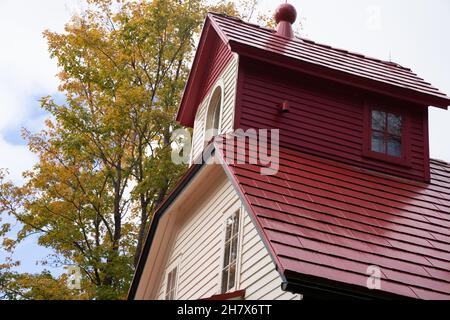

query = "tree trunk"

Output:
[[133, 194, 149, 267]]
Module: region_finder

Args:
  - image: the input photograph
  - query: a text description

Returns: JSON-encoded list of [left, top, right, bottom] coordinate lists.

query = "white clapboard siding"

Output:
[[239, 211, 302, 300], [156, 177, 240, 300], [220, 55, 238, 133], [155, 176, 300, 300], [191, 56, 238, 163], [191, 98, 207, 162]]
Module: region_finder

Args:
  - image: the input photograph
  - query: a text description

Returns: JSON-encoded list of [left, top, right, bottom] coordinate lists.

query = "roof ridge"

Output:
[[299, 37, 412, 72], [208, 12, 275, 33], [208, 12, 415, 73]]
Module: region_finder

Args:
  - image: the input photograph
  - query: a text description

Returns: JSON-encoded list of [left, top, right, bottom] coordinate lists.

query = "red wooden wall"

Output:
[[235, 58, 430, 181], [197, 33, 234, 111], [178, 28, 234, 127]]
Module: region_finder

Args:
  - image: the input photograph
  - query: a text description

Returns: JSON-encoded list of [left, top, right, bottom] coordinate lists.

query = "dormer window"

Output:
[[364, 104, 410, 166], [204, 86, 222, 145], [371, 110, 402, 157]]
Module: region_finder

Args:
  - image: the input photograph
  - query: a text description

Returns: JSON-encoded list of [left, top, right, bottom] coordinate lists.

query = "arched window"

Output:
[[204, 86, 222, 145]]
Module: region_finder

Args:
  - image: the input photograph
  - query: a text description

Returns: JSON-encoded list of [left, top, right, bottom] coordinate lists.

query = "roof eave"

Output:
[[127, 160, 206, 300], [176, 18, 213, 127], [176, 14, 233, 127], [228, 40, 450, 110], [282, 270, 416, 300]]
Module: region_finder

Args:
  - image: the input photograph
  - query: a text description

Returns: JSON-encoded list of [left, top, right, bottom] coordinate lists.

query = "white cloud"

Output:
[[0, 135, 37, 184], [429, 108, 450, 162], [0, 0, 84, 182], [0, 1, 85, 275]]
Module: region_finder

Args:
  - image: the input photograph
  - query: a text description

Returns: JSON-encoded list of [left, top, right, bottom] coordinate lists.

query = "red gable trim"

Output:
[[176, 19, 212, 127], [176, 16, 234, 127]]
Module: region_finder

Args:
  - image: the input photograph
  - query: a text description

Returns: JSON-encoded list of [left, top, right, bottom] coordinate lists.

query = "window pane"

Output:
[[225, 217, 233, 241], [387, 113, 402, 136], [232, 211, 240, 236], [172, 268, 177, 285], [223, 241, 230, 268], [371, 110, 386, 130], [221, 268, 229, 293], [387, 136, 402, 157], [371, 131, 385, 153], [230, 236, 238, 263], [221, 211, 240, 293], [165, 277, 171, 299], [228, 263, 236, 290], [213, 101, 221, 131], [168, 272, 173, 292], [205, 88, 222, 146], [166, 267, 177, 300]]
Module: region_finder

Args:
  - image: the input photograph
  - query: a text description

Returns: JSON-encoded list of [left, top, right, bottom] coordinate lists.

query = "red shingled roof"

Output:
[[215, 137, 450, 299], [207, 13, 450, 108]]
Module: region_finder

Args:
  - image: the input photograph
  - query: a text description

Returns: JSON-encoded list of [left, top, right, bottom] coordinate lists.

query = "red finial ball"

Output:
[[274, 3, 297, 24]]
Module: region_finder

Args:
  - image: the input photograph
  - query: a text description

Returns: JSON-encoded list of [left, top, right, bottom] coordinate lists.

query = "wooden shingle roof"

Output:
[[216, 136, 450, 299], [208, 12, 450, 108]]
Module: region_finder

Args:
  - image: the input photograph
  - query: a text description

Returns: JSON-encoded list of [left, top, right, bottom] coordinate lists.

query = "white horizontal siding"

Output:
[[156, 178, 240, 300], [220, 56, 238, 133], [191, 56, 238, 163], [155, 173, 300, 300], [239, 211, 302, 300], [191, 98, 207, 162]]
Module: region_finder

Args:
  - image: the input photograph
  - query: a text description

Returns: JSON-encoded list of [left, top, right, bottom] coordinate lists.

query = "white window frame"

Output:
[[218, 202, 243, 294], [203, 81, 224, 146], [164, 256, 181, 300], [190, 103, 206, 165]]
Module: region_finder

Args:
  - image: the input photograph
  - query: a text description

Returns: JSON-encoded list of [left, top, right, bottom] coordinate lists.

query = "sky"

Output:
[[0, 0, 449, 274], [0, 0, 84, 273]]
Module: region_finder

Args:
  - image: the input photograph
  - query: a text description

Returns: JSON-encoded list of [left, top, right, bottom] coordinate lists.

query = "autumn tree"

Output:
[[0, 0, 272, 300]]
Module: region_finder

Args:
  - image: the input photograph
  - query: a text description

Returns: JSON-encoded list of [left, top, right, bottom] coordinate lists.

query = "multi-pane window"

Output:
[[221, 210, 240, 294], [371, 110, 402, 157], [165, 267, 177, 300]]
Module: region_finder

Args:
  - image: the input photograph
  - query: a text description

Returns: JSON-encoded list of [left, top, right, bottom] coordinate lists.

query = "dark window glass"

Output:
[[221, 210, 240, 293], [387, 113, 402, 136], [165, 267, 177, 300], [387, 136, 402, 157], [371, 110, 386, 131], [213, 100, 221, 132], [205, 87, 222, 145], [228, 264, 236, 289], [371, 131, 385, 153], [370, 109, 402, 158]]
